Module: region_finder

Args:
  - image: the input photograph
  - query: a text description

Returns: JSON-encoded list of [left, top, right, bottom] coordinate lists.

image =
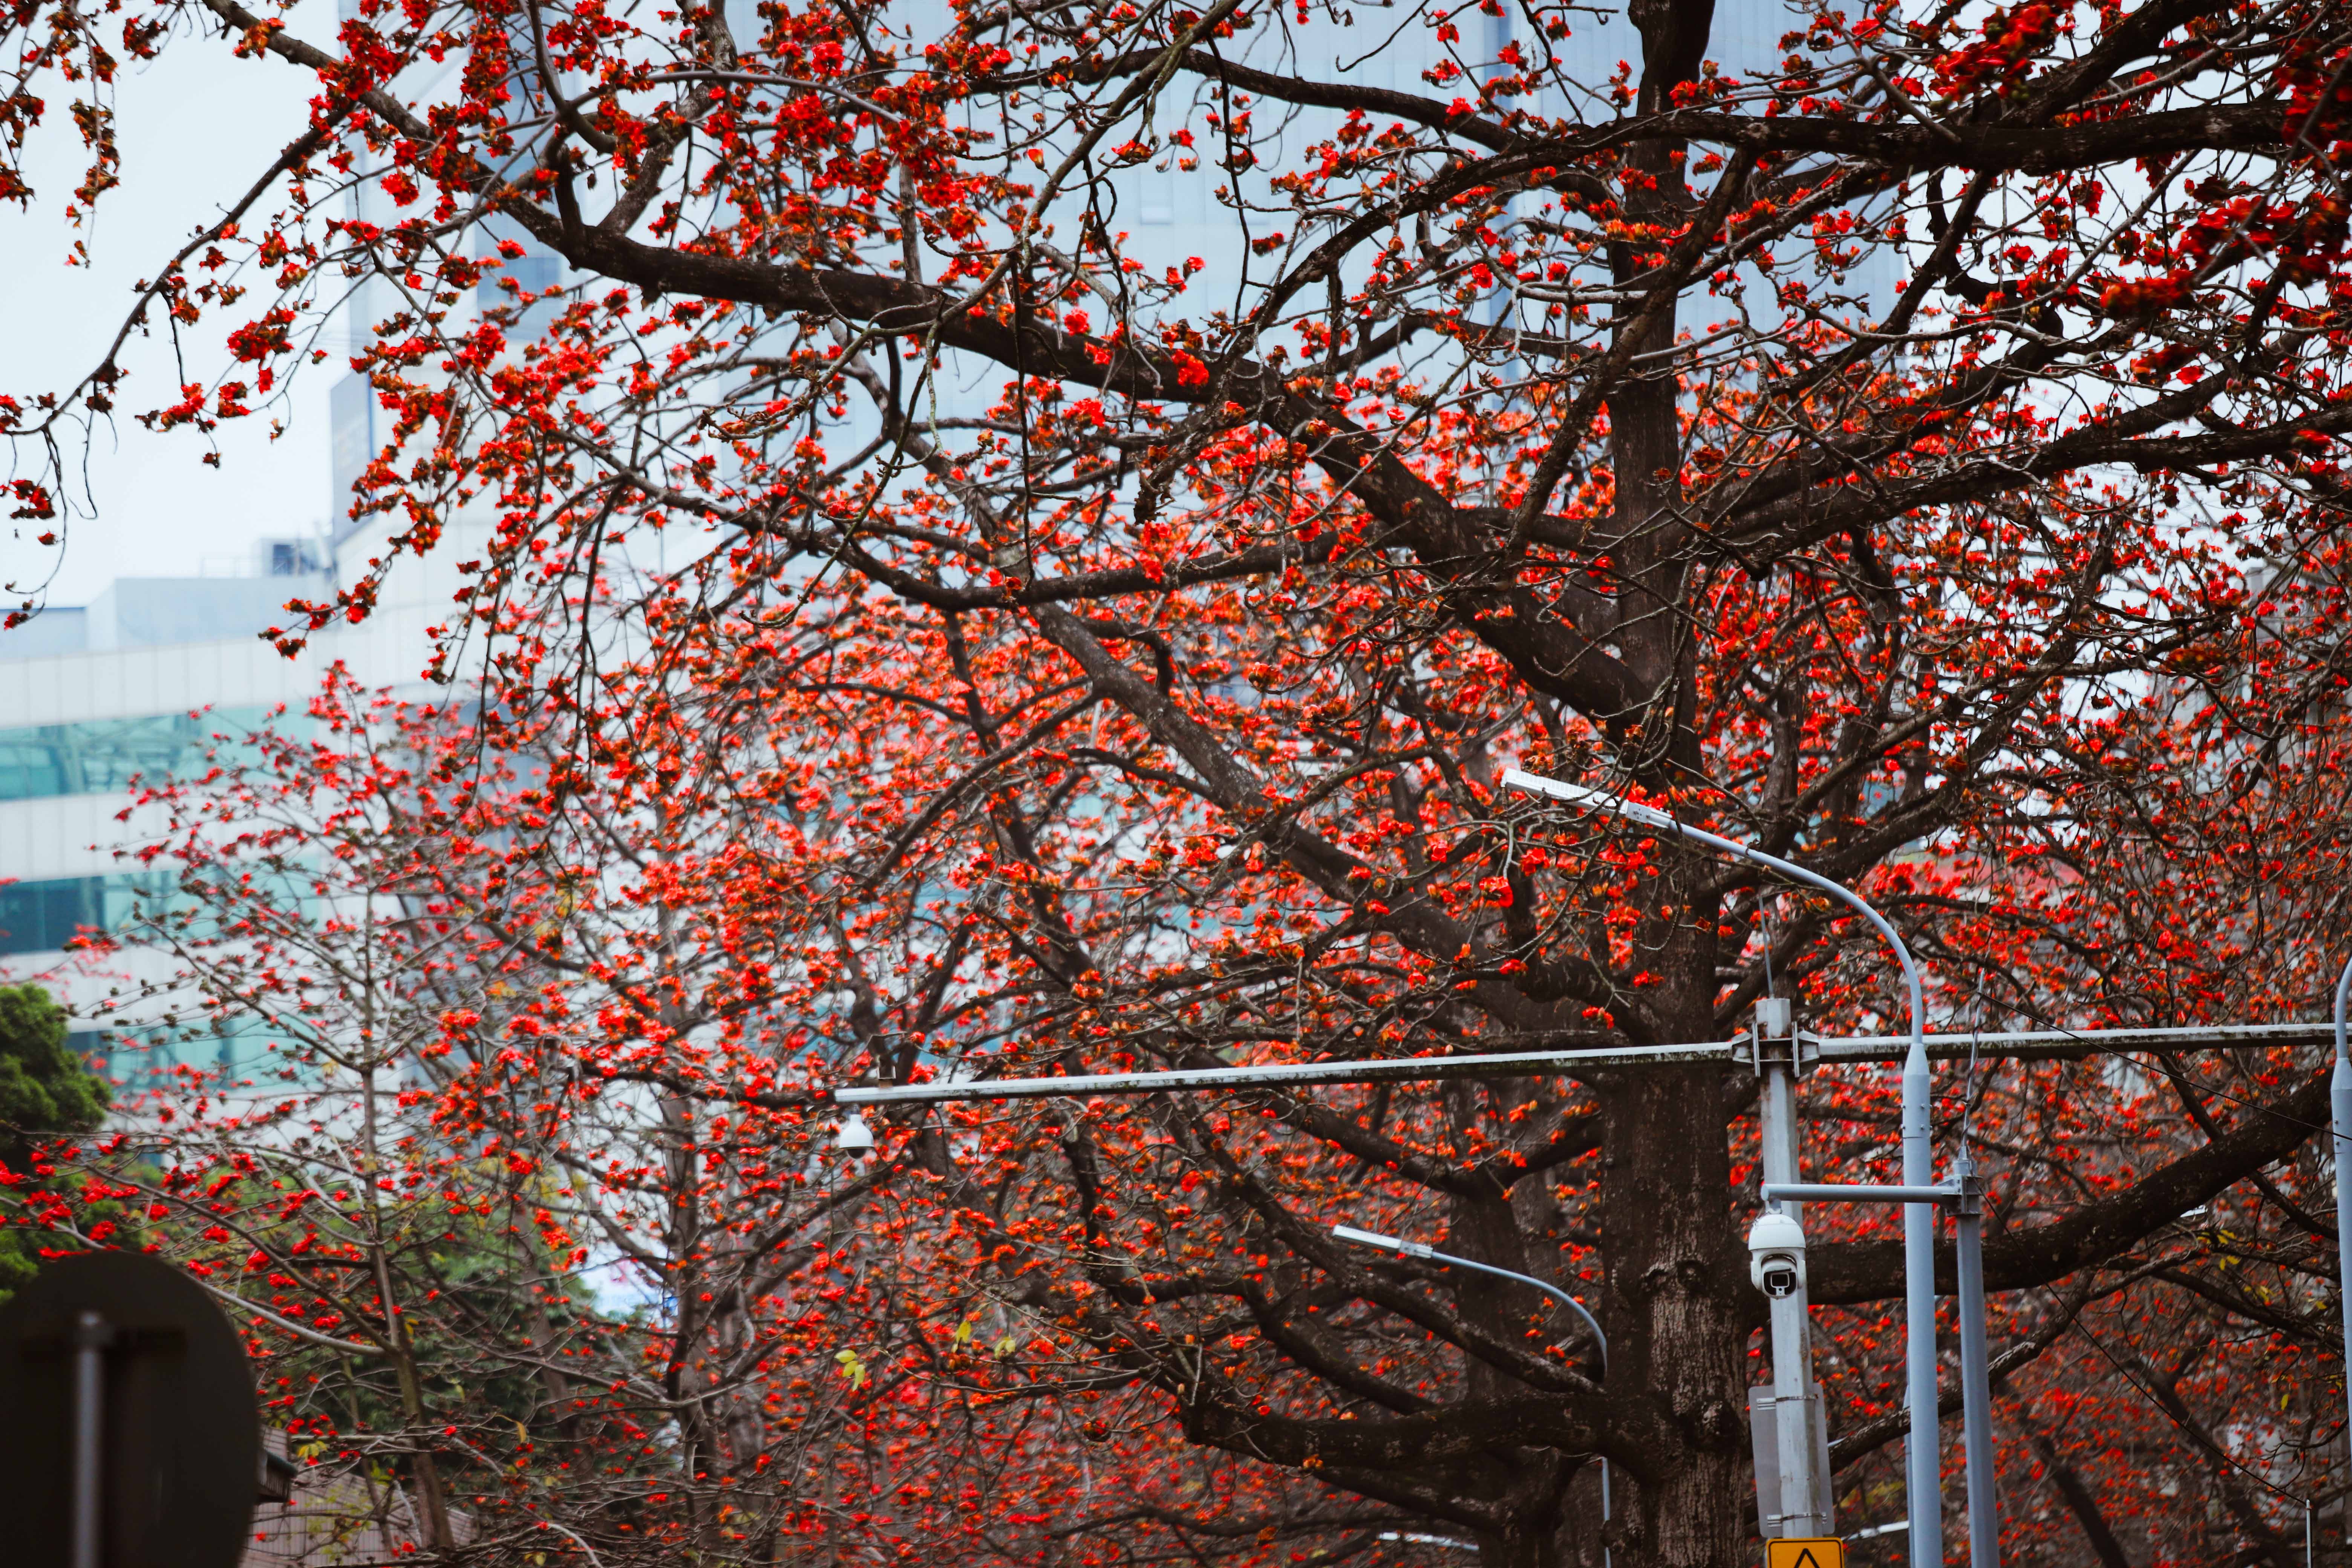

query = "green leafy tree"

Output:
[[0, 983, 111, 1301]]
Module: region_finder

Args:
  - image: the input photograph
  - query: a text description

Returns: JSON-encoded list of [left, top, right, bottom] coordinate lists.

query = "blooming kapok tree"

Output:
[[11, 0, 2352, 1564], [26, 673, 1416, 1568], [15, 685, 962, 1563]]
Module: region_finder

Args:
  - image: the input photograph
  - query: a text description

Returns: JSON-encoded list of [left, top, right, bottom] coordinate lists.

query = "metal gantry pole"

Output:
[[1332, 1225, 1610, 1565], [835, 1040, 1742, 1104], [1503, 768, 1944, 1568], [1754, 1003, 1832, 1539], [830, 1021, 2337, 1107], [2333, 957, 2352, 1470], [1952, 1167, 1999, 1568]]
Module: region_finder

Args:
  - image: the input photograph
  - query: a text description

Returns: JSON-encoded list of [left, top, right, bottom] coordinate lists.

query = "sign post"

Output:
[[1764, 1180, 2001, 1568], [0, 1250, 263, 1568]]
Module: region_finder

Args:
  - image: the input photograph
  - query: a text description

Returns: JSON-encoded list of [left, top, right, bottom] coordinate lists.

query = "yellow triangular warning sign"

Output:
[[1764, 1539, 1845, 1568]]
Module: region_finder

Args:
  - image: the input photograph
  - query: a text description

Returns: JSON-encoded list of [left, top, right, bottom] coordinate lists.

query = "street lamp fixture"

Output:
[[1331, 1224, 1610, 1565]]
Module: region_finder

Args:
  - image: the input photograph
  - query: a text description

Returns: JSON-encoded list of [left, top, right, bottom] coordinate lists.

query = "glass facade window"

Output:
[[0, 736, 67, 799], [72, 1019, 283, 1086], [0, 706, 301, 804], [0, 874, 173, 957]]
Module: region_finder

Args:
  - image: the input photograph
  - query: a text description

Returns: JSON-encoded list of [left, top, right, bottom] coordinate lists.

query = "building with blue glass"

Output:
[[0, 536, 453, 1083]]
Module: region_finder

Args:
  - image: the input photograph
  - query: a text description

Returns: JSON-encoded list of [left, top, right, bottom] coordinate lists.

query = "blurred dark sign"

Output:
[[0, 1250, 260, 1568]]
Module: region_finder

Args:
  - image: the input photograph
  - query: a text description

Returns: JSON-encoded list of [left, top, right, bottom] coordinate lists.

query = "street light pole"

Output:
[[1331, 1224, 1610, 1565], [1752, 998, 1833, 1539], [1503, 769, 1944, 1568], [2332, 957, 2352, 1460]]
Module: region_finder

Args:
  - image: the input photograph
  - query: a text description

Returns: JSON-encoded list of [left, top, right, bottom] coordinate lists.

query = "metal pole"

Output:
[[1504, 768, 1943, 1568], [1333, 1226, 1609, 1563], [1764, 1179, 2001, 1566], [835, 1039, 1740, 1105], [830, 1021, 2338, 1106], [1953, 1170, 1998, 1568], [2332, 957, 2352, 1466], [72, 1307, 108, 1568], [1764, 1184, 1959, 1204], [1756, 1019, 1831, 1537], [1765, 1244, 1826, 1535], [1902, 1035, 1941, 1568]]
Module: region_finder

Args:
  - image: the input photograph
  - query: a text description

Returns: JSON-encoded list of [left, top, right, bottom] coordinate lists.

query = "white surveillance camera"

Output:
[[1747, 1208, 1807, 1298]]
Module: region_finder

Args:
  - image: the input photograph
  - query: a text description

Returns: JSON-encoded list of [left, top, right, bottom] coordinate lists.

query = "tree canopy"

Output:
[[0, 983, 112, 1298], [8, 0, 2352, 1565]]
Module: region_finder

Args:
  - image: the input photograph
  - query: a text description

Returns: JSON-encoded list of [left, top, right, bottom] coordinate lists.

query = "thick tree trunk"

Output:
[[1606, 1063, 1746, 1568], [1480, 1486, 1578, 1568], [1597, 2, 1743, 1557]]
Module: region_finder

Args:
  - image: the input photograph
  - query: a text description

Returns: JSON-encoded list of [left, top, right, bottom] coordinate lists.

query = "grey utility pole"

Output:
[[1501, 768, 1945, 1568], [1766, 1179, 1999, 1568], [1748, 997, 1833, 1539], [1952, 1163, 1997, 1568], [2333, 957, 2352, 1459]]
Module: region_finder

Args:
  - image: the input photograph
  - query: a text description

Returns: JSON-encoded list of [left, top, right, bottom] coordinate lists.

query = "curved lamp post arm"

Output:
[[1331, 1223, 1611, 1566], [1498, 770, 1923, 1040], [1332, 1223, 1604, 1370]]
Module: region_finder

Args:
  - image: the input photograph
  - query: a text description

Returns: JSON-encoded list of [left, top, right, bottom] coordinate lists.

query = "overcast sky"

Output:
[[1, 20, 346, 608]]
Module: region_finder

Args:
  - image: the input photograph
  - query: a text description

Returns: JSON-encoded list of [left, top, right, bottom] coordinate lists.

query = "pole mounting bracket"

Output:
[[1750, 999, 1817, 1078]]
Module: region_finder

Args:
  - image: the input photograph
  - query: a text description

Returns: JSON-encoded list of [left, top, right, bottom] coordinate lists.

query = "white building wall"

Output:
[[0, 530, 461, 1080]]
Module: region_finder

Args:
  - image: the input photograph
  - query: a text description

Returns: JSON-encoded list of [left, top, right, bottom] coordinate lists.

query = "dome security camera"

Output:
[[1747, 1208, 1807, 1299]]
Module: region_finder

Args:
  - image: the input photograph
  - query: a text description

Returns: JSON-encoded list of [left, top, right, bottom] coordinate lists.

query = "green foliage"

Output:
[[0, 983, 111, 1301]]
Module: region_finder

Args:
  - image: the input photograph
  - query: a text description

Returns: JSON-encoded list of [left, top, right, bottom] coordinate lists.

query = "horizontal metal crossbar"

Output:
[[1811, 1020, 2332, 1063], [1762, 1182, 1956, 1205], [829, 1020, 2333, 1107], [833, 1041, 1734, 1105]]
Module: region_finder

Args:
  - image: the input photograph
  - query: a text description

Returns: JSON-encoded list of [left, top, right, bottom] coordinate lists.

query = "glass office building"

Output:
[[0, 547, 443, 1087], [0, 707, 291, 806]]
